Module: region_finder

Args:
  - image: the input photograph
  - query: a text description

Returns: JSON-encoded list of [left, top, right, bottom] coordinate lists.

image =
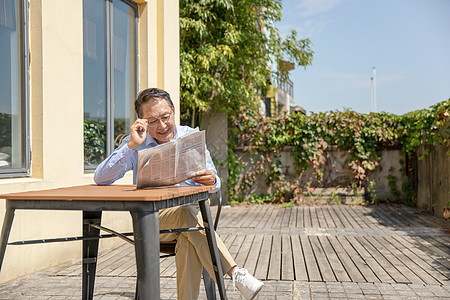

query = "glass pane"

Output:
[[113, 0, 136, 148], [0, 0, 24, 171], [83, 0, 107, 168]]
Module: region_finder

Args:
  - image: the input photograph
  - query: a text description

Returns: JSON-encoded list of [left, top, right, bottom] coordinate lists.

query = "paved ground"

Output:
[[0, 204, 449, 299]]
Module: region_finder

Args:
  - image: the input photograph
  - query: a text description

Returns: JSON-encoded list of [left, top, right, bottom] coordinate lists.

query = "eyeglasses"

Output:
[[146, 112, 172, 127]]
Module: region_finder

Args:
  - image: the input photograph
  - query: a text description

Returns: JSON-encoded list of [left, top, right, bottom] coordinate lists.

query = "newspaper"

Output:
[[136, 129, 206, 188]]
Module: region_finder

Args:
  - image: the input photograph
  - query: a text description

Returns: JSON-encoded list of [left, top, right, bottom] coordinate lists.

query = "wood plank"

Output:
[[419, 236, 450, 260], [354, 206, 381, 228], [316, 206, 328, 228], [239, 205, 260, 228], [233, 235, 255, 268], [330, 205, 352, 228], [303, 207, 312, 228], [344, 205, 369, 228], [309, 236, 336, 281], [300, 235, 322, 281], [216, 206, 238, 226], [257, 206, 279, 228], [281, 235, 294, 280], [337, 236, 380, 283], [247, 205, 270, 228], [310, 207, 320, 228], [354, 236, 409, 283], [296, 206, 304, 228], [107, 250, 135, 276], [291, 235, 308, 281], [253, 205, 274, 228], [401, 235, 450, 270], [267, 235, 281, 280], [369, 206, 403, 228], [288, 206, 298, 228], [254, 235, 272, 280], [271, 207, 287, 228], [392, 236, 450, 284], [365, 236, 423, 284], [320, 206, 336, 228], [373, 235, 441, 285], [327, 236, 366, 282], [227, 235, 245, 258], [267, 207, 285, 228], [318, 236, 351, 282], [280, 207, 293, 228], [243, 234, 264, 275], [230, 206, 254, 228], [345, 236, 393, 283], [325, 206, 344, 228], [429, 236, 450, 253]]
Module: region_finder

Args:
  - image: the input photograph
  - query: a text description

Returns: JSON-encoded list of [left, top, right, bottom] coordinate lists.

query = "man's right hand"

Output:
[[127, 119, 148, 150]]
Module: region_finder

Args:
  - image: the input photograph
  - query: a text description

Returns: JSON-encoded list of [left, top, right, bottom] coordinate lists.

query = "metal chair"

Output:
[[156, 190, 224, 300]]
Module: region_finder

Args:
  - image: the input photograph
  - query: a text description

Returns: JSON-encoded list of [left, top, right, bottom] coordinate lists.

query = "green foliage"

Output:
[[330, 192, 340, 204], [0, 113, 12, 149], [179, 0, 313, 126], [228, 99, 449, 204], [250, 193, 274, 204], [83, 120, 106, 166], [387, 173, 400, 201], [366, 180, 378, 204]]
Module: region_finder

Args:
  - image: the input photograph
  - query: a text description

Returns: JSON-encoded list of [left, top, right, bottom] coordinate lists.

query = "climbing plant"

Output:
[[228, 99, 450, 204]]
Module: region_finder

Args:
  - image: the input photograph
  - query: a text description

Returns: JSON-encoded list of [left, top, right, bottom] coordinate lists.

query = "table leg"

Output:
[[82, 211, 102, 300], [199, 200, 227, 300], [0, 207, 15, 271], [131, 211, 160, 300]]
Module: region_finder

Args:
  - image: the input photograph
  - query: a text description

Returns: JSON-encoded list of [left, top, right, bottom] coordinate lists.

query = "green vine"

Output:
[[228, 99, 449, 204]]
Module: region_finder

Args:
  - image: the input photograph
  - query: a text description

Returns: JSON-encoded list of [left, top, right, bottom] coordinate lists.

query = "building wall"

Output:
[[0, 0, 180, 283]]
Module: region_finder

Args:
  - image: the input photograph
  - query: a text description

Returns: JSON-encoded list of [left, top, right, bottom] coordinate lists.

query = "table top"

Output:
[[0, 184, 215, 202]]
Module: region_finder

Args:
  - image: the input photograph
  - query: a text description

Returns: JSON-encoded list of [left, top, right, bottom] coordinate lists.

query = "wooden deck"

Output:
[[52, 204, 450, 288]]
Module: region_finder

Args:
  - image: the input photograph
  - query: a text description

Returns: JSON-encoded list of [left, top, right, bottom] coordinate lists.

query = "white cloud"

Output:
[[296, 0, 344, 17], [279, 19, 331, 39], [298, 19, 331, 37]]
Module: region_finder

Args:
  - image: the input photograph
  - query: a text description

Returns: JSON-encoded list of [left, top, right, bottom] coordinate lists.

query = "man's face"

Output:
[[141, 98, 175, 144]]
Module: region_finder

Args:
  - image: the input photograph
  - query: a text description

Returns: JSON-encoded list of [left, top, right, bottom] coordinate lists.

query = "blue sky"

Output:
[[278, 0, 450, 115]]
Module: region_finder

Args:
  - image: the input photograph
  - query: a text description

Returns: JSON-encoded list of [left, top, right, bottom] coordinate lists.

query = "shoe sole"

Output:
[[247, 283, 264, 300]]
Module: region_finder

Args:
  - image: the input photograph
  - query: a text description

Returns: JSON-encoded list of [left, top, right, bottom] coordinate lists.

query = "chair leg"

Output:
[[198, 200, 227, 299], [203, 267, 217, 300], [135, 281, 139, 300]]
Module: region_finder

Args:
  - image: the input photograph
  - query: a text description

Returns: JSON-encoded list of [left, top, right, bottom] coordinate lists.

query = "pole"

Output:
[[372, 67, 377, 112]]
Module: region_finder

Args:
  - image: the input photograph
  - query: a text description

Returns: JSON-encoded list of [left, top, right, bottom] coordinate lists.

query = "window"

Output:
[[0, 0, 30, 178], [83, 0, 138, 171]]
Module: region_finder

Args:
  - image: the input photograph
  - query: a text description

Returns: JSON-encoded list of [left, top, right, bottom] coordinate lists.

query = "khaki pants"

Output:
[[159, 205, 236, 300]]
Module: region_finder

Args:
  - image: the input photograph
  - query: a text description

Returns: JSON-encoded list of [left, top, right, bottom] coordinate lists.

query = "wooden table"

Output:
[[0, 184, 227, 299]]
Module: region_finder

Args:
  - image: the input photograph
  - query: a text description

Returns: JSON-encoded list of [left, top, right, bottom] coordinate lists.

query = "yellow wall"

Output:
[[0, 0, 180, 283]]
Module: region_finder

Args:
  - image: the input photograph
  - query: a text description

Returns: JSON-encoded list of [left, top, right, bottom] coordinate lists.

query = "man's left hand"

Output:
[[192, 170, 216, 186]]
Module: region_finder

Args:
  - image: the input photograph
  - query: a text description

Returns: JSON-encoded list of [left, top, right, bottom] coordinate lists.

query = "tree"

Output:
[[180, 0, 314, 126]]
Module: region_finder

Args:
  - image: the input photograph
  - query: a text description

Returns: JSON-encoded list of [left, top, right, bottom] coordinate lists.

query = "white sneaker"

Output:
[[232, 268, 264, 299]]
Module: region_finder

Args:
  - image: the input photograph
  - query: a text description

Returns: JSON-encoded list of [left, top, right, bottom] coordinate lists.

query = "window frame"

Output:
[[0, 0, 31, 178], [83, 0, 139, 172]]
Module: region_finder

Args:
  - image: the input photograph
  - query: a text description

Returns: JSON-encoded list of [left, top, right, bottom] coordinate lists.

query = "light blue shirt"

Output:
[[94, 125, 220, 193]]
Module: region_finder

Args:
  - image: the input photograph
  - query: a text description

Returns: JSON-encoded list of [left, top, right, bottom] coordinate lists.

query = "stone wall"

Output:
[[233, 146, 407, 202], [416, 144, 450, 218], [201, 112, 229, 204]]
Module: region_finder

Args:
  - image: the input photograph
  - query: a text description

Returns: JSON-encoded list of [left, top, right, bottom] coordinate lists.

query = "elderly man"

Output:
[[94, 88, 263, 300]]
